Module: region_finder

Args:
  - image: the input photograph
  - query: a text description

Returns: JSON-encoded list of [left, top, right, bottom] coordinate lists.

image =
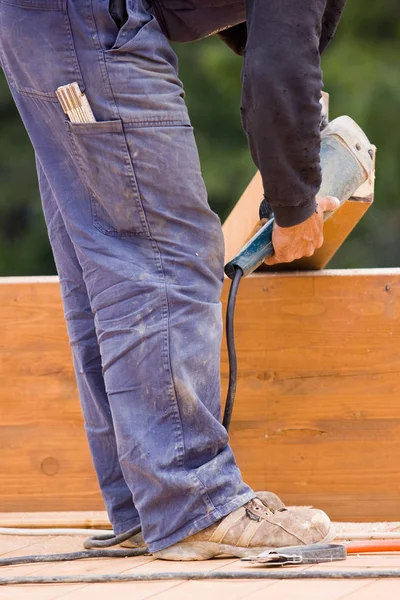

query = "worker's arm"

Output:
[[219, 2, 347, 228], [241, 0, 332, 229], [218, 1, 346, 58]]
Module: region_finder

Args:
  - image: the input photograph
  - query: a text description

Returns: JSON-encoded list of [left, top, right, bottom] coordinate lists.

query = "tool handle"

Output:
[[224, 218, 274, 279], [224, 210, 335, 279]]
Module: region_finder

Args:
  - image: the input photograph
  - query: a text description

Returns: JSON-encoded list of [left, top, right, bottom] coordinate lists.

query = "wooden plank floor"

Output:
[[1, 531, 400, 599]]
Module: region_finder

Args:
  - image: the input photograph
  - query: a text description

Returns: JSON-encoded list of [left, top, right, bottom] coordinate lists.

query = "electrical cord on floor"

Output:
[[0, 548, 147, 567], [3, 569, 400, 585], [83, 525, 142, 549]]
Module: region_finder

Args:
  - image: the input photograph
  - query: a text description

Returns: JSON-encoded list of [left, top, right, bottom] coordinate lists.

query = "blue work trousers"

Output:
[[0, 0, 254, 551]]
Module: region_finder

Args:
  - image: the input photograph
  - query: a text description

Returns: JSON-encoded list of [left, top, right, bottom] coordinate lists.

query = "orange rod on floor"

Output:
[[346, 540, 400, 554]]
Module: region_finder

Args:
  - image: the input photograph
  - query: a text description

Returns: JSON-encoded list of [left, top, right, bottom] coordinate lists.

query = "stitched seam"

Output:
[[149, 239, 187, 472], [123, 119, 190, 128], [89, 1, 190, 135], [8, 0, 85, 97], [0, 0, 63, 8], [88, 0, 216, 513], [132, 202, 218, 513], [64, 1, 86, 92], [264, 515, 305, 544], [111, 159, 193, 485], [9, 88, 60, 101], [246, 526, 259, 547], [66, 119, 148, 236], [89, 0, 151, 238], [120, 122, 151, 236], [88, 0, 120, 120], [65, 125, 135, 236], [156, 243, 218, 513]]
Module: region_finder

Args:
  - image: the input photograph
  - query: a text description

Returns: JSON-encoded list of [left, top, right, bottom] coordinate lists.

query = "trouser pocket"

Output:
[[65, 119, 149, 237]]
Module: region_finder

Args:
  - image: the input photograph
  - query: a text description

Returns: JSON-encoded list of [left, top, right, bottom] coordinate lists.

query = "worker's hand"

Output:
[[264, 195, 340, 266]]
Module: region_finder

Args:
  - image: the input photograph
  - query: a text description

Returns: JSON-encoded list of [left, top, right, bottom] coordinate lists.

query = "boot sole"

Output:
[[154, 523, 336, 561]]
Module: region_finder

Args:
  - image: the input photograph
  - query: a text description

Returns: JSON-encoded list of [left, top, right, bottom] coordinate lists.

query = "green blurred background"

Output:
[[0, 1, 399, 276]]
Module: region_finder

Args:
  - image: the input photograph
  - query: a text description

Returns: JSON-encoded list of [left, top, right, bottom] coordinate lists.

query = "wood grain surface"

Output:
[[1, 271, 400, 520], [221, 270, 400, 521], [0, 278, 103, 512]]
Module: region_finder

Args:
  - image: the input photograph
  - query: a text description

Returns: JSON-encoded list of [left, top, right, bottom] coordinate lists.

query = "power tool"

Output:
[[222, 115, 374, 430]]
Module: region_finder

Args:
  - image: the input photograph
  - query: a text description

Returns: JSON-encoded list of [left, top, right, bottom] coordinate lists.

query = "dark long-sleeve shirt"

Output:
[[115, 0, 347, 227], [219, 1, 347, 226]]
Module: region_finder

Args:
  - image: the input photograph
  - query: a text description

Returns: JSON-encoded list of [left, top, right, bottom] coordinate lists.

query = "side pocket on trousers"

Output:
[[65, 119, 149, 237]]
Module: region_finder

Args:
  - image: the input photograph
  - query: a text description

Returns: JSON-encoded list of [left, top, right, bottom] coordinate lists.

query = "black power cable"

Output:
[[3, 569, 400, 585], [83, 524, 142, 549], [0, 548, 147, 567], [223, 267, 243, 430]]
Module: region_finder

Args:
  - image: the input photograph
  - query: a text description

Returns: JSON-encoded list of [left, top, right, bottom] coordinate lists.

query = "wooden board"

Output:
[[1, 272, 400, 521], [221, 270, 400, 521], [0, 511, 110, 529], [223, 171, 264, 266]]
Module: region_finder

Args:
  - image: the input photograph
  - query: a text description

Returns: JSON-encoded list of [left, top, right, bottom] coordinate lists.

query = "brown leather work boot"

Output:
[[120, 491, 284, 550], [154, 497, 335, 560]]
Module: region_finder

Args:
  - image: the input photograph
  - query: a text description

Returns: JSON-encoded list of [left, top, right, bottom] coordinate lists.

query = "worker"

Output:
[[0, 0, 343, 560]]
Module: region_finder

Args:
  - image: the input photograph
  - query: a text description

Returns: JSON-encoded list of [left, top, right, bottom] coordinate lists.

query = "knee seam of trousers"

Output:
[[150, 237, 220, 516]]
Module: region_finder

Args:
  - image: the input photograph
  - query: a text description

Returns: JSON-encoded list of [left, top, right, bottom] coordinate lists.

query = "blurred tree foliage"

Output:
[[0, 0, 399, 275]]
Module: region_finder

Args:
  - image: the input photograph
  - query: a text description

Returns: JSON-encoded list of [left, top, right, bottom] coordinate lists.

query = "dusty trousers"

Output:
[[0, 0, 254, 551]]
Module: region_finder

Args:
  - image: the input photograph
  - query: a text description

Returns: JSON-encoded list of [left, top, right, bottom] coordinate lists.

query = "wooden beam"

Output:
[[223, 171, 263, 266], [0, 511, 110, 529], [1, 271, 400, 522]]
